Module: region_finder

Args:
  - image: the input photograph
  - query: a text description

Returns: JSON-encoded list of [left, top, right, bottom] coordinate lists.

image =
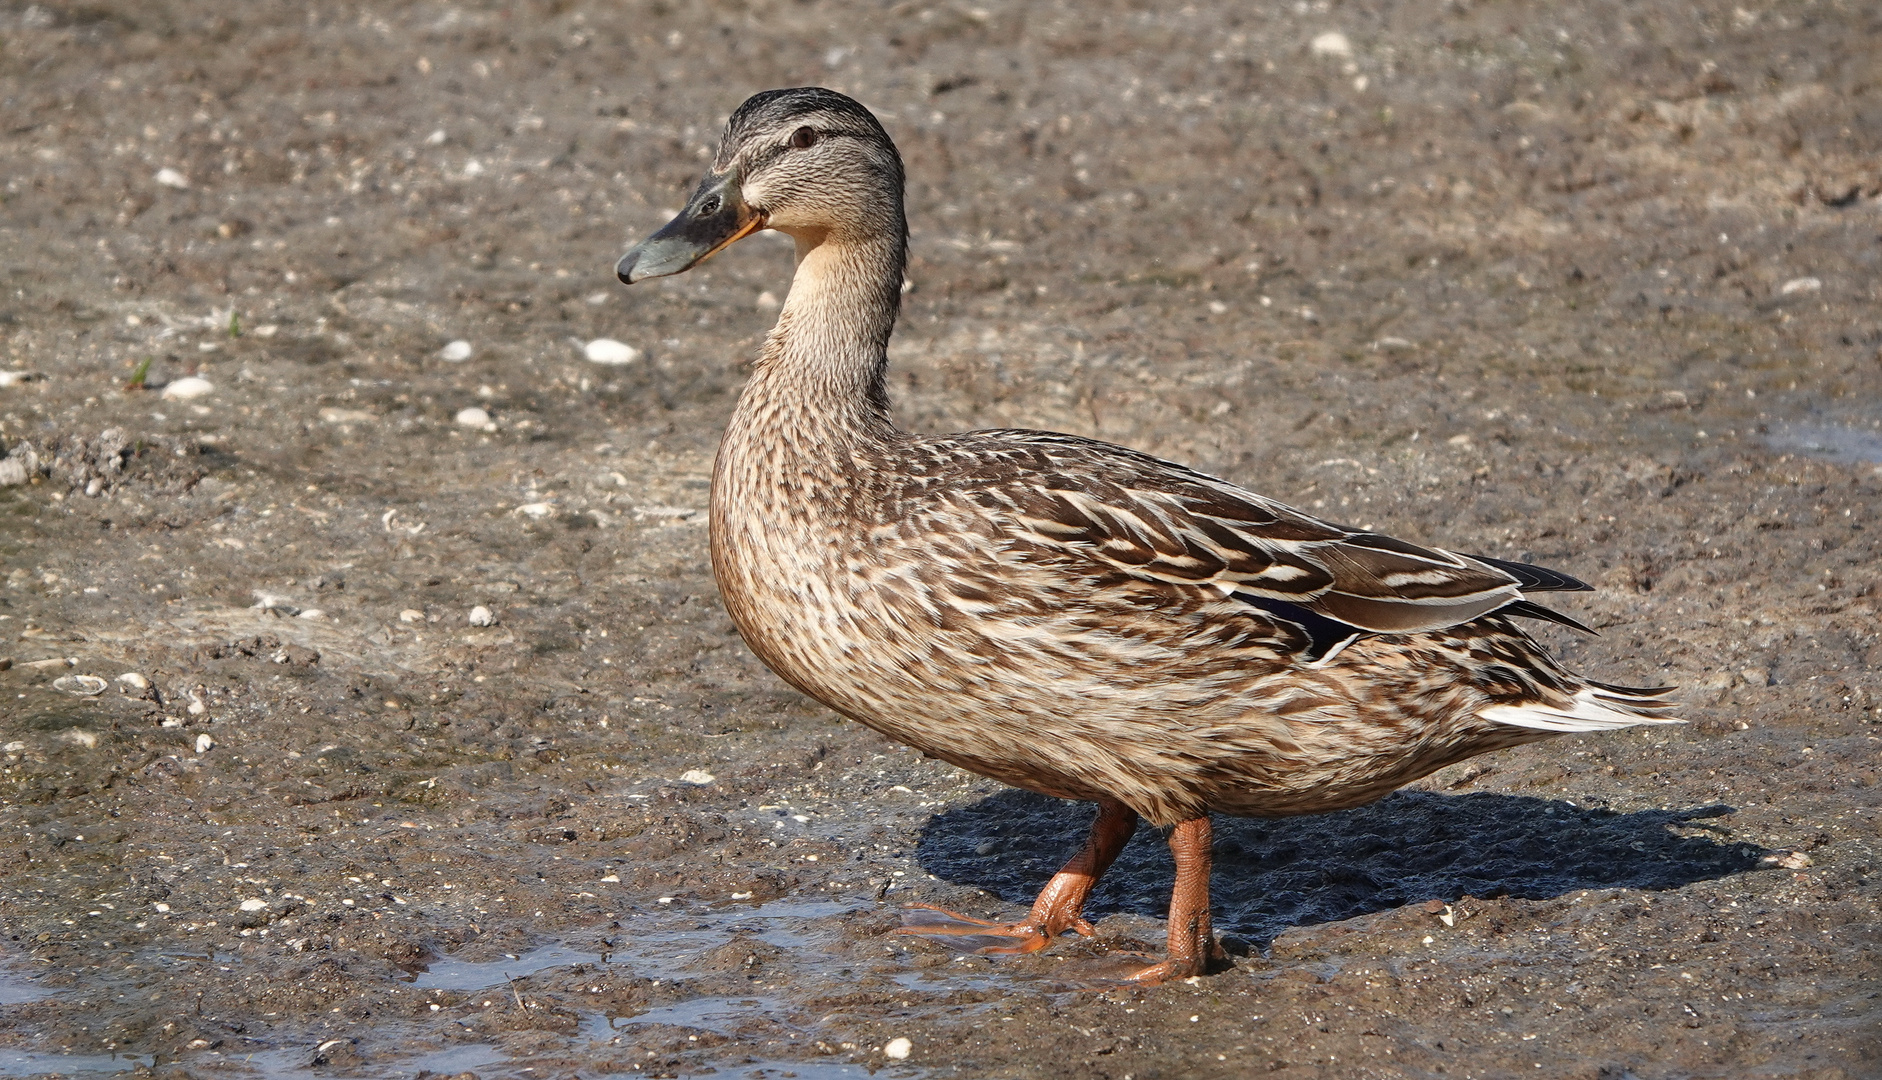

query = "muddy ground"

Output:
[[1, 1, 1880, 1077]]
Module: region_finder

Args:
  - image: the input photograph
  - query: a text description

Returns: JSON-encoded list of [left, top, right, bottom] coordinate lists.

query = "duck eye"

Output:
[[696, 194, 721, 216], [789, 126, 819, 149]]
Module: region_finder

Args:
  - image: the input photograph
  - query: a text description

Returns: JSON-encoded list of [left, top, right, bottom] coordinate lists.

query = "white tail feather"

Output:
[[1480, 687, 1684, 733]]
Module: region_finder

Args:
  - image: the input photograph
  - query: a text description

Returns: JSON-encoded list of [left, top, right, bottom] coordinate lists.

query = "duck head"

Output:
[[616, 87, 906, 284]]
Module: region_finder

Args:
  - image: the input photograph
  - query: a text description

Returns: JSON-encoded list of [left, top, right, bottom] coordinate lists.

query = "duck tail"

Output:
[[1478, 681, 1682, 733]]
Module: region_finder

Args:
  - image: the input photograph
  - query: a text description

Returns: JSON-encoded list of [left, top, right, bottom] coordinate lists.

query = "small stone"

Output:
[[58, 729, 99, 748], [194, 733, 215, 754], [1311, 31, 1354, 58], [53, 675, 108, 697], [0, 458, 26, 486], [884, 1037, 912, 1060], [252, 592, 301, 615], [1779, 277, 1822, 296], [439, 340, 474, 362], [398, 609, 425, 623], [468, 605, 496, 627], [1, 742, 22, 753], [599, 874, 620, 883], [155, 167, 191, 189], [296, 608, 325, 620], [454, 406, 492, 429], [1763, 851, 1812, 870], [319, 407, 377, 424], [583, 338, 639, 365], [756, 291, 781, 309], [239, 898, 268, 912], [514, 502, 555, 519], [678, 769, 715, 786], [153, 902, 171, 913], [117, 673, 151, 690], [161, 376, 214, 400]]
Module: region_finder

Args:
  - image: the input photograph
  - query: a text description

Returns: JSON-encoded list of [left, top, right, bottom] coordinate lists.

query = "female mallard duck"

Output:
[[616, 87, 1677, 984]]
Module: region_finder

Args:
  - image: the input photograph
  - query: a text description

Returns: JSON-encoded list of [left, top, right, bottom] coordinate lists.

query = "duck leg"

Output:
[[895, 800, 1139, 954], [1115, 815, 1226, 984]]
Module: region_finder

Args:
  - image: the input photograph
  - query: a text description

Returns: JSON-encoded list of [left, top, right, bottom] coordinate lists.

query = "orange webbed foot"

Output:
[[892, 904, 1064, 955]]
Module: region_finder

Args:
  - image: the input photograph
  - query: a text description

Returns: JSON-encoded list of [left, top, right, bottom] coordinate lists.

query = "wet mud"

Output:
[[1, 1, 1879, 1078]]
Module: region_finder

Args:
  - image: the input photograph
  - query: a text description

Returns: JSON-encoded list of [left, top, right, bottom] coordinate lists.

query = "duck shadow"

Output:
[[913, 789, 1769, 948]]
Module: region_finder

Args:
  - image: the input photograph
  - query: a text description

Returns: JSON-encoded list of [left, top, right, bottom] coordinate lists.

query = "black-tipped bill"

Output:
[[616, 175, 763, 284]]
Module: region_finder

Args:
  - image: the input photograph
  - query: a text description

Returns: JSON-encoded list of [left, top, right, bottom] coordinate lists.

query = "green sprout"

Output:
[[227, 309, 242, 339], [127, 357, 154, 390]]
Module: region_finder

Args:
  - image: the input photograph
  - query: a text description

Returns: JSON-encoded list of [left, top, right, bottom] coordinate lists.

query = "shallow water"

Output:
[[1765, 419, 1882, 465], [0, 1049, 152, 1078]]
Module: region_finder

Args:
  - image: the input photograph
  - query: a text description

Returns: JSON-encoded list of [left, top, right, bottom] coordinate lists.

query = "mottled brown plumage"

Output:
[[617, 87, 1678, 984]]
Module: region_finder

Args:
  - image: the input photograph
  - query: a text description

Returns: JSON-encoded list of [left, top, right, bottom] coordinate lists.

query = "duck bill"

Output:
[[616, 175, 763, 284]]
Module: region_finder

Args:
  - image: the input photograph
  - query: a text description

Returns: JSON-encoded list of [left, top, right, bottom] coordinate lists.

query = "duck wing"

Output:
[[931, 430, 1545, 638]]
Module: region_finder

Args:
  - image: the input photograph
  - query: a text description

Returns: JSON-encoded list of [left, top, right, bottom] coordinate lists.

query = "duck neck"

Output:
[[738, 226, 906, 447]]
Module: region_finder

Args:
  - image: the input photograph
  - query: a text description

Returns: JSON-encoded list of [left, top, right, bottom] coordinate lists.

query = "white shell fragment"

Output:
[[1311, 31, 1354, 58], [117, 672, 152, 690], [679, 769, 716, 786], [468, 605, 496, 627], [194, 733, 216, 754], [884, 1038, 913, 1060], [514, 502, 555, 519], [398, 609, 425, 623], [438, 340, 474, 362], [161, 376, 215, 400], [155, 167, 191, 189], [1779, 277, 1822, 296], [454, 407, 492, 429], [239, 898, 268, 912], [583, 338, 639, 365], [53, 675, 109, 696]]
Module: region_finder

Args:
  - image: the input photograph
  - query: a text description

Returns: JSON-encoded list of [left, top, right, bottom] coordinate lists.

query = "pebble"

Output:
[[0, 458, 27, 486], [53, 675, 108, 696], [439, 340, 474, 362], [239, 898, 268, 912], [297, 608, 326, 620], [756, 291, 781, 309], [319, 407, 377, 424], [454, 406, 492, 429], [118, 672, 151, 690], [1311, 31, 1354, 58], [1764, 851, 1812, 870], [514, 502, 555, 519], [0, 371, 39, 387], [884, 1038, 912, 1060], [154, 167, 191, 189], [194, 733, 215, 754], [1779, 276, 1822, 296], [398, 609, 425, 623], [58, 729, 99, 748], [253, 592, 301, 615], [679, 769, 716, 786], [583, 338, 639, 365], [468, 605, 497, 627], [161, 376, 215, 400]]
